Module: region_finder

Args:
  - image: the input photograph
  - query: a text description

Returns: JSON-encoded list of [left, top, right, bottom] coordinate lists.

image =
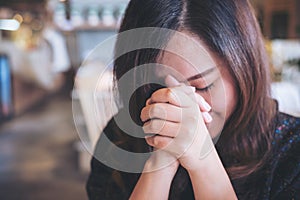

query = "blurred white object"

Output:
[[0, 40, 55, 89], [271, 81, 300, 117], [87, 7, 100, 26], [43, 27, 70, 73], [0, 40, 30, 74], [102, 5, 115, 26], [0, 32, 69, 90], [53, 3, 73, 31], [71, 6, 84, 27], [271, 39, 300, 71], [26, 39, 56, 89], [0, 19, 20, 31], [75, 61, 118, 150], [282, 65, 300, 83]]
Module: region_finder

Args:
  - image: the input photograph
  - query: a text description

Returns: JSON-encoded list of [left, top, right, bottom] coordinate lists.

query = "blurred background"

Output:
[[0, 0, 299, 199]]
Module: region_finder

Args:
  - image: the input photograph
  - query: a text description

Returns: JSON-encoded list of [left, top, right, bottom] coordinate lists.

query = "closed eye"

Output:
[[195, 83, 214, 92]]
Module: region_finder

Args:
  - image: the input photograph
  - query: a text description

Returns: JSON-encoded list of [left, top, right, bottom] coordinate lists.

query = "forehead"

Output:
[[157, 32, 218, 80]]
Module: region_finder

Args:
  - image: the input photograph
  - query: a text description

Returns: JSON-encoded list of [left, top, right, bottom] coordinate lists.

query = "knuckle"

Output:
[[140, 109, 146, 120], [140, 106, 147, 115], [142, 124, 148, 133], [149, 120, 155, 133], [166, 88, 175, 99], [149, 120, 156, 130], [150, 105, 158, 117], [151, 104, 163, 117], [145, 137, 152, 146], [146, 120, 160, 134], [153, 136, 159, 145], [153, 120, 164, 133], [153, 137, 165, 148]]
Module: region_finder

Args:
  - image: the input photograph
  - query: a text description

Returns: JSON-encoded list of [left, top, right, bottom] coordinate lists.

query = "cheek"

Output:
[[223, 80, 237, 120], [204, 80, 237, 139], [206, 79, 227, 115], [203, 78, 237, 120]]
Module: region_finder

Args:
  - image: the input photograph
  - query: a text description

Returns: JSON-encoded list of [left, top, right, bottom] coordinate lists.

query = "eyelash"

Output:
[[195, 83, 215, 92]]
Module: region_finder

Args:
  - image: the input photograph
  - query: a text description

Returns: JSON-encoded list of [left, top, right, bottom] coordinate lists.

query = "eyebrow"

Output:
[[186, 67, 217, 81]]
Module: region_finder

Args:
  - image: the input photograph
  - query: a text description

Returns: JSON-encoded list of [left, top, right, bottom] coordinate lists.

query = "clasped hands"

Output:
[[140, 75, 214, 172]]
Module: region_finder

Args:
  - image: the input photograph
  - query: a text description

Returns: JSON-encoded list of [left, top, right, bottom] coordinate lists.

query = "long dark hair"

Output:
[[113, 0, 276, 197]]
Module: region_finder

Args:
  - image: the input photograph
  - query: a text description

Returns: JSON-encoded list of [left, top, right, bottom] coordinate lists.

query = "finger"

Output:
[[164, 75, 211, 112], [146, 98, 151, 106], [165, 75, 195, 94], [148, 87, 194, 107], [145, 135, 173, 149], [140, 103, 182, 122], [143, 119, 180, 137], [165, 75, 180, 87], [202, 112, 212, 123], [193, 93, 211, 112], [165, 76, 211, 112], [176, 85, 196, 95]]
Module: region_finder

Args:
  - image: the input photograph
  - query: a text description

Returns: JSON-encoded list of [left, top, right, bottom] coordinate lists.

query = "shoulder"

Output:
[[274, 112, 299, 151], [272, 112, 300, 156], [265, 112, 300, 199]]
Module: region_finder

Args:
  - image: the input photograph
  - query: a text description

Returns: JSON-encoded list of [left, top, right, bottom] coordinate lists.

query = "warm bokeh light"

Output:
[[13, 14, 23, 24]]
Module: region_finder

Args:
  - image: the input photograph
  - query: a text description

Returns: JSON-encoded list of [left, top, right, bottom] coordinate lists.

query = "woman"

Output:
[[86, 0, 300, 199]]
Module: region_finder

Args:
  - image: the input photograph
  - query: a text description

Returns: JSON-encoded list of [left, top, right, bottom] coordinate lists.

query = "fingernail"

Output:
[[203, 112, 212, 123], [200, 97, 211, 111], [203, 101, 211, 111], [189, 86, 196, 92]]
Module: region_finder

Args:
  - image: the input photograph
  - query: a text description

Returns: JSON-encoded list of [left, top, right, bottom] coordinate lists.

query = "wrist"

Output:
[[143, 151, 179, 176], [185, 147, 220, 174], [179, 133, 215, 172], [130, 154, 178, 200]]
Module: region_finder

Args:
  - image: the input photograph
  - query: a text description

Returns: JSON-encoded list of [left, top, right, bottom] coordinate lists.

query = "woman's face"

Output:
[[156, 32, 238, 139]]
